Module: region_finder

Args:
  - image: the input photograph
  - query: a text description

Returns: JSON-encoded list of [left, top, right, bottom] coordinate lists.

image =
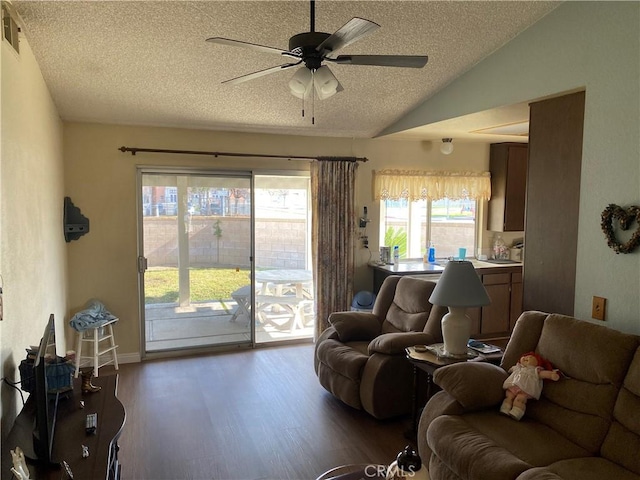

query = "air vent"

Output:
[[2, 2, 20, 54]]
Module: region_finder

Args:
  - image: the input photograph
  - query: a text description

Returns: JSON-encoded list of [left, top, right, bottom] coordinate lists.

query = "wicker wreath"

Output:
[[600, 204, 640, 254]]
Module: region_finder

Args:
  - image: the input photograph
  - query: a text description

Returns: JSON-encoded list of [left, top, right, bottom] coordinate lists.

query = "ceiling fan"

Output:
[[206, 0, 428, 104]]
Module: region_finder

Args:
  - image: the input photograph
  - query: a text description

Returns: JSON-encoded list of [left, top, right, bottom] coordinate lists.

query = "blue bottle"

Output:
[[393, 245, 400, 264], [427, 244, 436, 263]]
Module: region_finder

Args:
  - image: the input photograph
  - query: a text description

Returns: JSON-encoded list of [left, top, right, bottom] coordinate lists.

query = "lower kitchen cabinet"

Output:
[[509, 271, 523, 331], [470, 268, 523, 338]]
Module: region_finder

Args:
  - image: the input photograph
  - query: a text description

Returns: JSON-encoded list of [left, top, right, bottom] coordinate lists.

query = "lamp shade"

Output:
[[314, 66, 339, 99], [429, 261, 491, 307], [289, 67, 313, 99]]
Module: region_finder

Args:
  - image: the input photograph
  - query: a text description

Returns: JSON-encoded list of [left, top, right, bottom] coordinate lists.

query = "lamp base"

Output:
[[441, 306, 472, 357]]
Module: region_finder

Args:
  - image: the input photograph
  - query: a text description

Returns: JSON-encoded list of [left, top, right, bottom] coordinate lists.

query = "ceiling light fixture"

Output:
[[440, 138, 454, 155], [313, 66, 339, 100], [288, 68, 313, 99], [288, 65, 340, 124], [288, 66, 339, 101]]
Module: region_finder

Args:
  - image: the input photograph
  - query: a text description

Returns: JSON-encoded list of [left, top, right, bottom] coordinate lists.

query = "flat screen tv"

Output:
[[31, 313, 60, 465]]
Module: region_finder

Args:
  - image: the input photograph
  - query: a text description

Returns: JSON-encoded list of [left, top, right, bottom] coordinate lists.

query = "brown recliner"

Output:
[[314, 275, 446, 419]]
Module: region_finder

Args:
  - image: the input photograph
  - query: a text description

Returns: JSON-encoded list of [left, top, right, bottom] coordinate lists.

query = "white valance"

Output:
[[373, 170, 492, 201]]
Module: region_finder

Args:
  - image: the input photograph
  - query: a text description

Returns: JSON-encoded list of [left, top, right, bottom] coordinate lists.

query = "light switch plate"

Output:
[[592, 296, 606, 321]]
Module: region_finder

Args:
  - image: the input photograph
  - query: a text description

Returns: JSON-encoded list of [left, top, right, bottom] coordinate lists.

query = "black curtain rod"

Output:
[[118, 146, 368, 163]]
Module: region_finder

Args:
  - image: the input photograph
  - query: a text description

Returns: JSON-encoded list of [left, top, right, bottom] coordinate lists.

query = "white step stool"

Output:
[[74, 317, 119, 378]]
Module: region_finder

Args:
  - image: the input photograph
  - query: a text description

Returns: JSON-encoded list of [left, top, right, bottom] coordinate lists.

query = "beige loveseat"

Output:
[[418, 311, 640, 480]]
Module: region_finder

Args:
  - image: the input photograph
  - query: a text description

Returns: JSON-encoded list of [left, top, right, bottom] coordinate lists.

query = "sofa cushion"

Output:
[[381, 277, 434, 333], [433, 362, 507, 410], [329, 312, 382, 342], [463, 411, 589, 466], [600, 347, 640, 475], [526, 314, 639, 453], [543, 457, 640, 480]]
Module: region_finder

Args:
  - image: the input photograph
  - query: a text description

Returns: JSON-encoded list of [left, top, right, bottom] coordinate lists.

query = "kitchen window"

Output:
[[373, 169, 490, 260], [380, 198, 478, 259]]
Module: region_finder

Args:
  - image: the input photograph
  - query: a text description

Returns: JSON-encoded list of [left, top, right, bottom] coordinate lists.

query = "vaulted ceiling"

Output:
[[11, 1, 558, 140]]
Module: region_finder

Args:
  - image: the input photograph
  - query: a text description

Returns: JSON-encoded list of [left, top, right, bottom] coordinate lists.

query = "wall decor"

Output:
[[64, 197, 90, 242], [600, 204, 640, 254]]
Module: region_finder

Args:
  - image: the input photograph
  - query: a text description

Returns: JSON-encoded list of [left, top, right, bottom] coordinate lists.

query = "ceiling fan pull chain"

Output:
[[312, 70, 316, 125]]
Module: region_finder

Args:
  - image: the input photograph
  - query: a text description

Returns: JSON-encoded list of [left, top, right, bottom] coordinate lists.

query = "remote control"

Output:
[[85, 413, 97, 434]]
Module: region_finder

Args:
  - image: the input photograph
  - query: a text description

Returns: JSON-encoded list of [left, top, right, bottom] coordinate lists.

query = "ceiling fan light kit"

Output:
[[289, 68, 313, 99], [441, 138, 454, 155], [207, 0, 428, 122], [313, 66, 339, 99]]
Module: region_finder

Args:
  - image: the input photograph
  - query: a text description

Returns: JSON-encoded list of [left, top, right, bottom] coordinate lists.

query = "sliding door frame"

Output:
[[136, 166, 256, 359]]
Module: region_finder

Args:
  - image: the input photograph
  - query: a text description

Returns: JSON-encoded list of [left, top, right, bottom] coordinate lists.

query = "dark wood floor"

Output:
[[114, 344, 411, 479]]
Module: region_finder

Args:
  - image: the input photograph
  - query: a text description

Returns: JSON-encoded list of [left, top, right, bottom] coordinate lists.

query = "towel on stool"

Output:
[[69, 299, 117, 332]]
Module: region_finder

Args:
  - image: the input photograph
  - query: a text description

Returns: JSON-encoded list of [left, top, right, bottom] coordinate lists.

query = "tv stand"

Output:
[[2, 375, 125, 480]]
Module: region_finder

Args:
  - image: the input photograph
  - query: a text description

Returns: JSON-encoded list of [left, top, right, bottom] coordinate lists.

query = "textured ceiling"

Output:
[[12, 0, 558, 139]]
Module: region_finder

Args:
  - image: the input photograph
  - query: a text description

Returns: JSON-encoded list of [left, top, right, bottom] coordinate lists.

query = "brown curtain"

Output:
[[311, 159, 358, 339]]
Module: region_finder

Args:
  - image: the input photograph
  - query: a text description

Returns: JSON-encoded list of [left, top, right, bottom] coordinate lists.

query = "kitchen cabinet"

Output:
[[481, 273, 512, 335], [368, 262, 522, 338], [470, 269, 523, 338], [509, 271, 523, 331], [487, 143, 528, 232]]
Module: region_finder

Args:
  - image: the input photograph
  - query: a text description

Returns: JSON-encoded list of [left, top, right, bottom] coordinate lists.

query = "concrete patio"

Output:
[[144, 298, 314, 351]]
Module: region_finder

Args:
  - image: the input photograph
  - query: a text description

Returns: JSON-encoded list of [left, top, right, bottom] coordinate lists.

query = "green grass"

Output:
[[145, 267, 250, 304]]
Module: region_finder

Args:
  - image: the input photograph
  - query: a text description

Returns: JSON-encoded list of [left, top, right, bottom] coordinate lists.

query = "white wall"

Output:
[[383, 2, 640, 334], [0, 35, 66, 436]]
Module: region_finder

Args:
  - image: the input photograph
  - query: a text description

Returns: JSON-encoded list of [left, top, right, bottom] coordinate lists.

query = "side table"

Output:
[[404, 344, 503, 440]]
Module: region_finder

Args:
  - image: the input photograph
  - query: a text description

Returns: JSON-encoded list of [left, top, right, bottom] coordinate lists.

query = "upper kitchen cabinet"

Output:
[[487, 143, 528, 232]]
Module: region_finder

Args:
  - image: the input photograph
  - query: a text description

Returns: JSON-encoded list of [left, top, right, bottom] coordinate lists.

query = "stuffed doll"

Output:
[[500, 351, 560, 420]]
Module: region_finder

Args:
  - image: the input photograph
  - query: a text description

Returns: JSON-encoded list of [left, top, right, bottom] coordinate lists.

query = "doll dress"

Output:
[[503, 364, 543, 399]]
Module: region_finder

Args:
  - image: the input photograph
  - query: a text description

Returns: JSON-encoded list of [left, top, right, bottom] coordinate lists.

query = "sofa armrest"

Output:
[[433, 362, 508, 410], [368, 332, 439, 355], [418, 391, 466, 464], [328, 311, 383, 342]]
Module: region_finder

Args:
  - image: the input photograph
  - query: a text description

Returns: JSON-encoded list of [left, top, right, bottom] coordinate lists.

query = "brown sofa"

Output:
[[314, 275, 447, 419], [418, 311, 640, 480]]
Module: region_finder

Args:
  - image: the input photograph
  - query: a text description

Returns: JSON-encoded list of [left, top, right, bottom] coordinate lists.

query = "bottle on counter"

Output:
[[427, 243, 436, 263], [492, 234, 508, 260], [393, 245, 400, 264]]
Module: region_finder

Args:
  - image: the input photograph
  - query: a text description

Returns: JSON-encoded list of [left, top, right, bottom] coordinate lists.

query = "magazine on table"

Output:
[[467, 339, 502, 354]]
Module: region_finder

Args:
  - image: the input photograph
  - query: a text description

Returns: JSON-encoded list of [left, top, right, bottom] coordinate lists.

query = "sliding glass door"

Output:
[[139, 170, 253, 353], [137, 169, 314, 355], [253, 174, 314, 344]]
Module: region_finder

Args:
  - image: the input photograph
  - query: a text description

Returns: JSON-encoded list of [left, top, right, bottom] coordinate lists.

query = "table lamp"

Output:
[[429, 260, 491, 357]]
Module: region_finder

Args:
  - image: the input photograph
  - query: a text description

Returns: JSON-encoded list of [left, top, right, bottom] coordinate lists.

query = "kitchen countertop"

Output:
[[369, 259, 522, 275]]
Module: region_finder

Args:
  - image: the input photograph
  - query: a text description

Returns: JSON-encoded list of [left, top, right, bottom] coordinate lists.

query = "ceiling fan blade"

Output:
[[222, 62, 301, 85], [316, 17, 380, 56], [329, 55, 429, 68], [206, 37, 291, 57]]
